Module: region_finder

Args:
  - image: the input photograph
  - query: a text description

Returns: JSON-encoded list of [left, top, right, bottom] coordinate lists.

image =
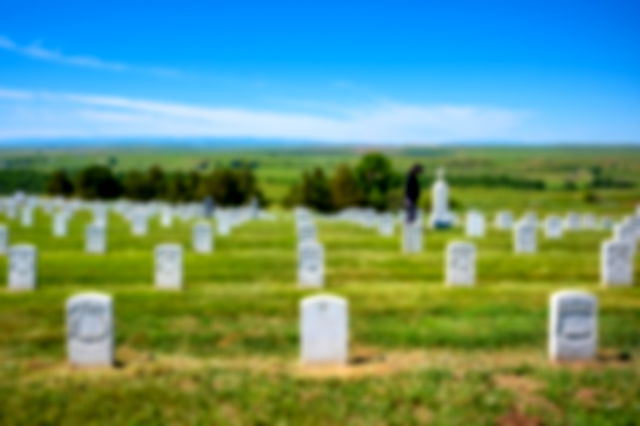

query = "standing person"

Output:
[[405, 164, 423, 223]]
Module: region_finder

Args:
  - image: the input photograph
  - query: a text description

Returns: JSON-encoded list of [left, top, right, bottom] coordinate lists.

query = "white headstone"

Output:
[[429, 168, 453, 229], [601, 239, 634, 287], [402, 213, 423, 253], [549, 290, 597, 361], [544, 215, 564, 239], [445, 241, 476, 286], [300, 294, 348, 365], [298, 241, 325, 288], [465, 210, 486, 238], [66, 292, 114, 367], [564, 212, 581, 231], [8, 244, 37, 290], [522, 211, 538, 227], [131, 212, 148, 236], [0, 224, 7, 254], [378, 213, 395, 237], [160, 208, 173, 228], [5, 201, 17, 219], [613, 219, 636, 250], [85, 224, 106, 254], [93, 206, 108, 228], [600, 217, 614, 231], [297, 221, 317, 244], [154, 244, 183, 290], [216, 211, 231, 236], [581, 213, 597, 230], [192, 222, 213, 253], [514, 221, 537, 253], [53, 213, 68, 237], [494, 210, 513, 230], [20, 207, 33, 227]]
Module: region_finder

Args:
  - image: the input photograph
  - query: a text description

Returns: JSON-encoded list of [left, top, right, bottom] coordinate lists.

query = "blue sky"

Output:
[[0, 0, 638, 144]]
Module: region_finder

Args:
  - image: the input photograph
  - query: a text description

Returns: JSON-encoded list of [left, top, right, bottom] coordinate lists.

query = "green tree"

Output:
[[354, 152, 399, 210], [202, 168, 243, 205], [200, 167, 263, 206], [330, 164, 363, 209], [186, 171, 203, 200], [166, 172, 190, 202], [148, 165, 167, 199], [75, 165, 122, 199], [123, 170, 154, 200], [46, 169, 74, 196], [282, 183, 302, 208], [301, 168, 333, 212]]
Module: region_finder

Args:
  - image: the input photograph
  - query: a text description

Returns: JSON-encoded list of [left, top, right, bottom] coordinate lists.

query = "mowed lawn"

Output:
[[0, 209, 639, 425]]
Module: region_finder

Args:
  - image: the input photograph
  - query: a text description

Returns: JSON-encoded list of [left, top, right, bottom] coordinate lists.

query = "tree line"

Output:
[[284, 153, 404, 212], [44, 165, 266, 206], [0, 153, 634, 206]]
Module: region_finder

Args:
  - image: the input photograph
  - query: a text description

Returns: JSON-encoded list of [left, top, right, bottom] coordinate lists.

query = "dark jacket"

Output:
[[405, 172, 420, 203]]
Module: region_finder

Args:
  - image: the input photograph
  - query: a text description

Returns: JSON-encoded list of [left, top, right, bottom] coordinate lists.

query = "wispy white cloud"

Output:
[[0, 35, 179, 76], [0, 87, 527, 143]]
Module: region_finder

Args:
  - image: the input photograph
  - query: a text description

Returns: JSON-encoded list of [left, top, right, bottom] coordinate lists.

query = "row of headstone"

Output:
[[320, 208, 399, 240], [303, 289, 600, 365], [9, 234, 632, 291], [4, 243, 186, 290], [0, 195, 260, 239], [84, 221, 214, 255], [315, 206, 637, 286], [60, 289, 599, 367], [3, 194, 622, 239]]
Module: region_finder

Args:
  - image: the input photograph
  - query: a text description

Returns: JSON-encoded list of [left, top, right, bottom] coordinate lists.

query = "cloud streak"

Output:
[[0, 87, 527, 143], [0, 35, 179, 76]]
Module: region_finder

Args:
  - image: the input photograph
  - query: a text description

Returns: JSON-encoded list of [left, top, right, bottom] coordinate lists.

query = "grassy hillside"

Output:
[[0, 204, 638, 424]]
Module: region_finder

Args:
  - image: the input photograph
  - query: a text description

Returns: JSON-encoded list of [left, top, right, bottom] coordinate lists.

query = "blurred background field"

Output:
[[2, 145, 640, 211]]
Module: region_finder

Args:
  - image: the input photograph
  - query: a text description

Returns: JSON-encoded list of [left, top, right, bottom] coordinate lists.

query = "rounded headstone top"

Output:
[[447, 240, 475, 250], [301, 294, 347, 309], [602, 238, 624, 247], [550, 290, 596, 304], [10, 244, 36, 251], [155, 243, 183, 252], [66, 292, 113, 307]]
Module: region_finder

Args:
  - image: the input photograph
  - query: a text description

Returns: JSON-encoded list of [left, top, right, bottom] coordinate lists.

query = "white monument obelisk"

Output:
[[429, 168, 452, 229]]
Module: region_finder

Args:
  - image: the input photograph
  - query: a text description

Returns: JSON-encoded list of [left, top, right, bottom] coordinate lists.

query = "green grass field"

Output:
[[0, 201, 639, 425]]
